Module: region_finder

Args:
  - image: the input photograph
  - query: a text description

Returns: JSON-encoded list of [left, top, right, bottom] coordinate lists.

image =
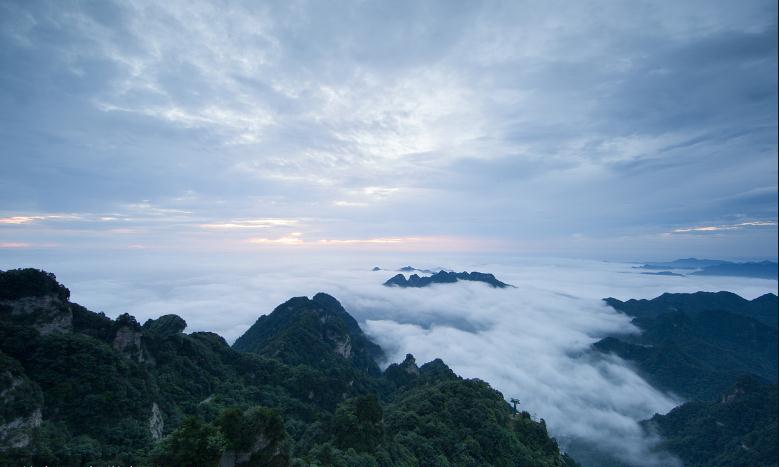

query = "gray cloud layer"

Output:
[[0, 0, 776, 258]]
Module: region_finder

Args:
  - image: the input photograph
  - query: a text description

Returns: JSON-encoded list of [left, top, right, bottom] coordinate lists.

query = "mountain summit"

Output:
[[233, 292, 384, 375]]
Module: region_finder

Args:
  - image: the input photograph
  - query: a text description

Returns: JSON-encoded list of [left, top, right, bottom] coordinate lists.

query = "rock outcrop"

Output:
[[0, 268, 74, 335], [0, 295, 73, 335], [0, 353, 43, 450], [113, 314, 147, 362], [148, 402, 164, 441]]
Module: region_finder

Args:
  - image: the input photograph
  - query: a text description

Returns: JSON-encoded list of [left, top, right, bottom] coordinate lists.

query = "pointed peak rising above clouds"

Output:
[[232, 292, 385, 374]]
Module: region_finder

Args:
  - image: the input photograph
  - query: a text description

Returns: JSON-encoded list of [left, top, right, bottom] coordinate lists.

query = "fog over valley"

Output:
[[2, 251, 774, 465], [1, 0, 775, 465]]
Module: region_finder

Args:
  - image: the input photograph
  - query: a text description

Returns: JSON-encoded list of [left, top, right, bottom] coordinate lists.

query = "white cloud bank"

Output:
[[2, 252, 776, 465]]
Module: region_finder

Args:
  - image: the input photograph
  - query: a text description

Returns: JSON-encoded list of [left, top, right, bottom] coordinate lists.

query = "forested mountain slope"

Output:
[[0, 268, 576, 467], [596, 292, 777, 400], [594, 291, 778, 467]]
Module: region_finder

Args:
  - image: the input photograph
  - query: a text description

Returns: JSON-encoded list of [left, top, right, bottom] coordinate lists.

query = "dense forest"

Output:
[[594, 291, 778, 466], [0, 268, 577, 466], [2, 268, 776, 466], [645, 376, 777, 467]]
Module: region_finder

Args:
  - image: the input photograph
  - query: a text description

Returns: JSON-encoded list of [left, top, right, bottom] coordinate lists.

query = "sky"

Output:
[[0, 0, 776, 260]]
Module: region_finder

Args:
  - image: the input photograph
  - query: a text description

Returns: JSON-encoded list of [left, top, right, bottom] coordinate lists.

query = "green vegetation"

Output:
[[151, 416, 227, 467], [0, 268, 70, 301], [645, 376, 778, 467], [0, 268, 577, 466], [596, 292, 777, 400], [604, 291, 778, 328], [233, 293, 384, 376], [596, 291, 778, 466]]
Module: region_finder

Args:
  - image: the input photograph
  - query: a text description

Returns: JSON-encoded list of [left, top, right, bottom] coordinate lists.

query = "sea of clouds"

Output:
[[2, 252, 776, 466]]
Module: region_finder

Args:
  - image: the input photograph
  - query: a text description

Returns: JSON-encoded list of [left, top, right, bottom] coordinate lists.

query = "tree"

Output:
[[152, 416, 226, 467]]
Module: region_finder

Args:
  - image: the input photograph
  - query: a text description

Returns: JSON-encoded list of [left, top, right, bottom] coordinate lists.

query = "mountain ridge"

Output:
[[384, 270, 513, 288], [636, 258, 777, 279], [0, 268, 576, 467], [595, 291, 778, 400]]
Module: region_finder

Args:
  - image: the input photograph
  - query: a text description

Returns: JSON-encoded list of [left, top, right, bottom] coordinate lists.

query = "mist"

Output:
[[1, 251, 776, 465]]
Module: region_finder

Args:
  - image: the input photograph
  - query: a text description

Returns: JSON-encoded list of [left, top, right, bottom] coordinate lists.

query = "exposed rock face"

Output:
[[0, 357, 44, 450], [0, 408, 41, 449], [113, 325, 145, 362], [148, 402, 164, 441], [333, 335, 352, 359], [400, 353, 419, 375], [0, 295, 73, 335], [111, 313, 148, 362], [0, 268, 73, 335]]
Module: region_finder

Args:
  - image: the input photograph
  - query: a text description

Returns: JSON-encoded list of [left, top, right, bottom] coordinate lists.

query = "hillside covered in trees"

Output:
[[594, 291, 778, 465], [0, 268, 577, 466], [595, 291, 777, 400]]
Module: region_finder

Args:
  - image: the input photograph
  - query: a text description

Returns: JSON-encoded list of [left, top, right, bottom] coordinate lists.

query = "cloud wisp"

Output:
[[671, 220, 777, 233]]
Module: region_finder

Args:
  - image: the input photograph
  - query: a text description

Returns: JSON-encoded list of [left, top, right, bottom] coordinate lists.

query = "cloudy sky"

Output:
[[1, 0, 777, 260]]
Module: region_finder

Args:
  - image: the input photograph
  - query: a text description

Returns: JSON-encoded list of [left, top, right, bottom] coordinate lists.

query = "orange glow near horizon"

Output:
[[244, 235, 503, 252], [0, 242, 32, 248], [0, 216, 46, 224]]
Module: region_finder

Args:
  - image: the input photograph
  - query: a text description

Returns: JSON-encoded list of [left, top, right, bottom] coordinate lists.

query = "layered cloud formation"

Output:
[[1, 0, 777, 258]]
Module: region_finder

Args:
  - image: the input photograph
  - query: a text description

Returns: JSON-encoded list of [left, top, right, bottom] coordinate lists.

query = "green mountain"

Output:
[[603, 291, 777, 328], [593, 291, 778, 467], [233, 293, 384, 376], [0, 268, 577, 467], [595, 292, 777, 400], [644, 376, 778, 467]]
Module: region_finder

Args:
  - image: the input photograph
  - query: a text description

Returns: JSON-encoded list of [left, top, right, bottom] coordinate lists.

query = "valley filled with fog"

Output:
[[3, 252, 774, 466]]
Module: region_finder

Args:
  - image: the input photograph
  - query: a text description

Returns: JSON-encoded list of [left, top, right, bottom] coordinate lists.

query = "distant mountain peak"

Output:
[[637, 258, 777, 279], [384, 270, 513, 288], [605, 291, 777, 328]]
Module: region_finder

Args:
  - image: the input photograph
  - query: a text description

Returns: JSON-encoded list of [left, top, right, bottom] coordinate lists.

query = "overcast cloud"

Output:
[[0, 0, 776, 258]]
